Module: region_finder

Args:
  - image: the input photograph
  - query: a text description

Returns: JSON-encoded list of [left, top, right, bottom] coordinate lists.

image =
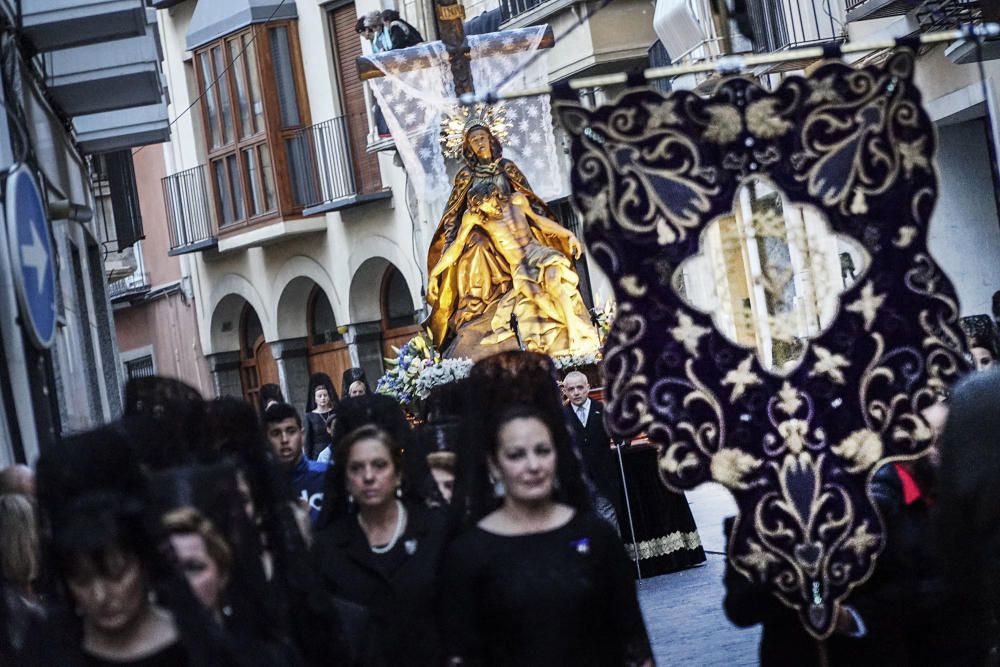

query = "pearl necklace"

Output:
[[359, 500, 407, 554]]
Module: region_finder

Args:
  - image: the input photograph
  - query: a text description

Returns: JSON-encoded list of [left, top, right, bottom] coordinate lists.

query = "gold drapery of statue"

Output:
[[426, 123, 558, 352], [427, 161, 600, 357]]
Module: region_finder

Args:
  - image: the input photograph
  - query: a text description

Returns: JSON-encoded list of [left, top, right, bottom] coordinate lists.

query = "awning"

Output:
[[186, 0, 297, 51], [653, 0, 706, 64]]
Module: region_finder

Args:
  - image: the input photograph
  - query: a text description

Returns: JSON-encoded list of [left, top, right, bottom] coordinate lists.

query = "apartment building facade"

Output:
[[0, 0, 170, 465], [655, 0, 1000, 324]]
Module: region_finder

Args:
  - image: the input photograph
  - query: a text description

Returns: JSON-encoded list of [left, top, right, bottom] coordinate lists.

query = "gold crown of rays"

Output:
[[440, 103, 510, 159]]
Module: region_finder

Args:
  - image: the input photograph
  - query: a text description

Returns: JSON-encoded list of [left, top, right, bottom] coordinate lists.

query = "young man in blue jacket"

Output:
[[264, 402, 328, 523]]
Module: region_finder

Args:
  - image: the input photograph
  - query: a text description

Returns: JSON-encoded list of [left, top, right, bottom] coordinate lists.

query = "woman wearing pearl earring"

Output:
[[312, 425, 448, 667], [441, 404, 654, 667]]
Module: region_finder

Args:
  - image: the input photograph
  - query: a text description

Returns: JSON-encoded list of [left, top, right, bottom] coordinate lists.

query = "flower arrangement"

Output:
[[375, 331, 438, 407], [416, 357, 474, 399], [551, 351, 602, 371]]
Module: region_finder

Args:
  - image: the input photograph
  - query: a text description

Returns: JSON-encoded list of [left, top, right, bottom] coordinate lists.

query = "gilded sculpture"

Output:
[[427, 118, 599, 358]]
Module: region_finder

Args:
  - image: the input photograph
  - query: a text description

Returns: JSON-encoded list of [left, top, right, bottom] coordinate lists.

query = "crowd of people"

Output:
[[4, 335, 1000, 665], [0, 351, 654, 667]]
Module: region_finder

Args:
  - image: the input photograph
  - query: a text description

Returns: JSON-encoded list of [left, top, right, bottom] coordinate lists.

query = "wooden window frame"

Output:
[[307, 285, 348, 354], [325, 4, 383, 196], [195, 21, 312, 235], [380, 267, 420, 338]]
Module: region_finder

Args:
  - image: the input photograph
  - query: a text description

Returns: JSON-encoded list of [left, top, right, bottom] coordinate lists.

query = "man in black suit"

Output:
[[562, 371, 624, 529]]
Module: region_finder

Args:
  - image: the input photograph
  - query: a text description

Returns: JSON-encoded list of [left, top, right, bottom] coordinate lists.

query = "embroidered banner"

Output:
[[555, 50, 967, 638]]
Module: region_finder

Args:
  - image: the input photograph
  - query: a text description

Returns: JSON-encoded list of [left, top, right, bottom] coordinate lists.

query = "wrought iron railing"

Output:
[[746, 0, 845, 53], [844, 0, 871, 12], [163, 165, 216, 254], [499, 0, 553, 23], [287, 116, 358, 209], [915, 0, 980, 31], [108, 272, 150, 300]]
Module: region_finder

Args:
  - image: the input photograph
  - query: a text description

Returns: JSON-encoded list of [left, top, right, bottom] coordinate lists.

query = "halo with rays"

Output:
[[440, 103, 510, 159]]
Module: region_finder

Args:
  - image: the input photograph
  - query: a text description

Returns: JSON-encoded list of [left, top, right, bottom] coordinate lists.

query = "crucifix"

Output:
[[356, 1, 554, 95]]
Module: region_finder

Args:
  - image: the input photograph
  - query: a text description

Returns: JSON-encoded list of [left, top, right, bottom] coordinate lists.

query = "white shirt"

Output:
[[574, 399, 591, 426]]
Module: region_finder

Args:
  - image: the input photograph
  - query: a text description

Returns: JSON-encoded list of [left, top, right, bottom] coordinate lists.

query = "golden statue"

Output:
[[428, 180, 600, 356], [426, 121, 560, 355]]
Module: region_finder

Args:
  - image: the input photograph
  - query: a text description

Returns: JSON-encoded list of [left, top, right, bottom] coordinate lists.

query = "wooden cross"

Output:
[[356, 1, 554, 97]]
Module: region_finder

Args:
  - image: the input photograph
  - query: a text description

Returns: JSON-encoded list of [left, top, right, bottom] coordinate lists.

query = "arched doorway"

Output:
[[240, 305, 278, 408], [380, 265, 420, 359], [307, 285, 352, 397]]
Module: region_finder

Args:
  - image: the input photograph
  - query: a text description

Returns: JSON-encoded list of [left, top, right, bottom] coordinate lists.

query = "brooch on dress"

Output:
[[571, 538, 590, 555], [404, 539, 418, 555]]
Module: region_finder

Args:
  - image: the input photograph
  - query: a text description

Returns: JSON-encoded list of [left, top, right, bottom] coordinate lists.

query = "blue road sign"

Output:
[[6, 164, 56, 350]]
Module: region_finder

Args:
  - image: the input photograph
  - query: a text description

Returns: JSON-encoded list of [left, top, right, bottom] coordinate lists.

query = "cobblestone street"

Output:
[[637, 484, 761, 666]]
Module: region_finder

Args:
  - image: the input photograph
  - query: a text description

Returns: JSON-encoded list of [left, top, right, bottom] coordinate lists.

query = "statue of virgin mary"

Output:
[[426, 120, 557, 356]]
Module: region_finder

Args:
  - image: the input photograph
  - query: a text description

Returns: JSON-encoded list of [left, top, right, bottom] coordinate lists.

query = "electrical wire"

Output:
[[132, 0, 288, 157]]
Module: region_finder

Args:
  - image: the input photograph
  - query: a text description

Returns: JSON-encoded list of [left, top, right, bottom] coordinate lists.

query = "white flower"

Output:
[[551, 352, 602, 370], [415, 358, 474, 399]]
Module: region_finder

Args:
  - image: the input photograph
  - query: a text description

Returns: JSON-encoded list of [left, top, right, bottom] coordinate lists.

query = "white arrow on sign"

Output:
[[22, 223, 49, 295]]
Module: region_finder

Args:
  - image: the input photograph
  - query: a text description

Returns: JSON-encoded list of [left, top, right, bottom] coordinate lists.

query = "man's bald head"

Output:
[[562, 371, 591, 407], [0, 464, 34, 497]]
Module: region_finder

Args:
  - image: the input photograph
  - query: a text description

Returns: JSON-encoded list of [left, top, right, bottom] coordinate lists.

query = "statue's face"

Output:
[[467, 128, 493, 161], [477, 192, 503, 218]]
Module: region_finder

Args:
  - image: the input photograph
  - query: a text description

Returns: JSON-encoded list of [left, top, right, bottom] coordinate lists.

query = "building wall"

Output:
[[133, 145, 182, 285], [928, 118, 1000, 317], [111, 139, 213, 397], [115, 291, 213, 392]]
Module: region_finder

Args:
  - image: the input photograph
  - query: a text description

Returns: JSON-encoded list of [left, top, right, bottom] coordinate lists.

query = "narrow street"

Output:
[[637, 483, 761, 665]]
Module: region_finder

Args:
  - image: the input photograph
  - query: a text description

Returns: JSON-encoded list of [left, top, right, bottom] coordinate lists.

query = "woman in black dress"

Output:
[[304, 373, 339, 460], [441, 403, 654, 667], [28, 427, 240, 667], [312, 424, 448, 666]]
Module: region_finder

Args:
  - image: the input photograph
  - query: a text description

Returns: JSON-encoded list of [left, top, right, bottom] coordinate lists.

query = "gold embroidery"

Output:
[[777, 382, 804, 416], [846, 282, 886, 331], [670, 313, 711, 355], [831, 429, 883, 473], [703, 105, 742, 144], [625, 531, 703, 561], [711, 448, 763, 490], [810, 346, 850, 384], [746, 98, 793, 139], [722, 355, 761, 401]]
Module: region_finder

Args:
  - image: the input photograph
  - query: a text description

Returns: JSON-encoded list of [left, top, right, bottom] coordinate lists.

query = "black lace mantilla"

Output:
[[555, 50, 967, 638]]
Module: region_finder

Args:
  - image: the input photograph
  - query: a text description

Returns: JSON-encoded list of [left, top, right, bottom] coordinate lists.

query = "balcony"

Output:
[[74, 102, 170, 154], [916, 0, 980, 32], [290, 116, 391, 216], [108, 271, 150, 303], [503, 0, 659, 79], [499, 0, 553, 23], [746, 0, 845, 72], [931, 0, 1000, 64], [846, 0, 912, 22], [163, 165, 218, 256], [45, 8, 162, 116], [22, 0, 147, 52]]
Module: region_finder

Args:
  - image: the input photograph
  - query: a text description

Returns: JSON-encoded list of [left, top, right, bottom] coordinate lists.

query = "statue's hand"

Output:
[[428, 276, 440, 302], [568, 235, 583, 259]]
